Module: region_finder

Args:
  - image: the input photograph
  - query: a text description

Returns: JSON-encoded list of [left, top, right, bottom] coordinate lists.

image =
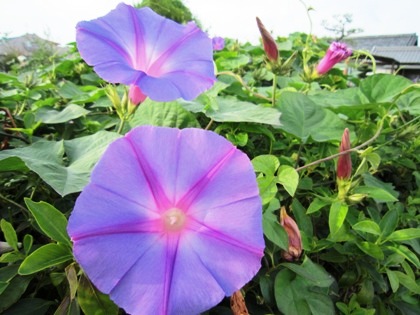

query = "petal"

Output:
[[68, 184, 160, 240], [71, 233, 162, 295], [167, 234, 226, 314], [86, 135, 159, 211], [184, 228, 263, 295]]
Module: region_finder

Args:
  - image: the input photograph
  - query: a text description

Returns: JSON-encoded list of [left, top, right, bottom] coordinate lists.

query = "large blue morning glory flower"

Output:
[[67, 126, 264, 315]]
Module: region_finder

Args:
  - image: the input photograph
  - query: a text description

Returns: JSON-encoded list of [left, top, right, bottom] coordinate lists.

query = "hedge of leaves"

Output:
[[1, 24, 419, 315]]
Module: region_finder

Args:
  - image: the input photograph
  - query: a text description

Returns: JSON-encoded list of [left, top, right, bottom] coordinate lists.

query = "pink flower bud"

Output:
[[316, 42, 352, 75], [256, 17, 278, 62], [128, 84, 147, 106], [212, 36, 225, 51], [337, 128, 352, 180], [280, 207, 302, 261]]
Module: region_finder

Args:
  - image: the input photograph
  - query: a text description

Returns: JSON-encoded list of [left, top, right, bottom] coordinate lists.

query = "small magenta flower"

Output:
[[280, 207, 302, 261], [128, 84, 146, 106], [212, 36, 225, 51], [67, 126, 264, 315], [76, 3, 216, 102], [316, 42, 352, 75], [337, 128, 352, 180], [256, 17, 278, 62]]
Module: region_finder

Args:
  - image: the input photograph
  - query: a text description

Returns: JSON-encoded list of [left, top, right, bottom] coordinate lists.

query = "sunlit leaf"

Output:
[[18, 244, 73, 275]]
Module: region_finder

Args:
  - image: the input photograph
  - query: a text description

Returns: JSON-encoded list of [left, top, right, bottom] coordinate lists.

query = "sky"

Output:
[[0, 0, 419, 46]]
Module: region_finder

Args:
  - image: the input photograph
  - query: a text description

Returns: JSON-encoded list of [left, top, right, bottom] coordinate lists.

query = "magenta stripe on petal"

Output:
[[67, 125, 264, 315]]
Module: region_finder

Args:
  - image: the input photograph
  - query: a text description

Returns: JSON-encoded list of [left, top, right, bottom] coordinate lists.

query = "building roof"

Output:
[[0, 33, 63, 57], [371, 46, 420, 64], [345, 33, 418, 50]]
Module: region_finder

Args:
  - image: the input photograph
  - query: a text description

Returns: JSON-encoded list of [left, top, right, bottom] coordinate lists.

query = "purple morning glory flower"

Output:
[[316, 42, 352, 75], [67, 126, 264, 315], [212, 36, 225, 51], [76, 3, 216, 102]]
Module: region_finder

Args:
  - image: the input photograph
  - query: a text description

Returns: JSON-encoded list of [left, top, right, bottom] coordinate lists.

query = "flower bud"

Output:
[[212, 36, 225, 51], [280, 206, 302, 261], [256, 17, 278, 62], [316, 42, 352, 75], [230, 290, 249, 315], [337, 128, 352, 180], [128, 84, 147, 106]]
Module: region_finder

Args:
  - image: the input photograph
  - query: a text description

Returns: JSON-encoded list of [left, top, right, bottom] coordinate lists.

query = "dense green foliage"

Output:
[[0, 32, 419, 315], [135, 0, 197, 24]]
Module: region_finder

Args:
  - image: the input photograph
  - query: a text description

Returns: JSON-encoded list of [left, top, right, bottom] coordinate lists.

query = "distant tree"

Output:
[[322, 14, 363, 40], [135, 0, 200, 25]]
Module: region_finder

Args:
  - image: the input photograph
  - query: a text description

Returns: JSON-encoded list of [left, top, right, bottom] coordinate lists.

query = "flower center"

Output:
[[162, 208, 186, 232]]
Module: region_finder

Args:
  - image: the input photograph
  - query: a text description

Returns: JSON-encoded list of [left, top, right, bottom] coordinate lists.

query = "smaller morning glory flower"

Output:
[[316, 42, 352, 75], [67, 126, 264, 315], [212, 36, 225, 51], [76, 3, 216, 102]]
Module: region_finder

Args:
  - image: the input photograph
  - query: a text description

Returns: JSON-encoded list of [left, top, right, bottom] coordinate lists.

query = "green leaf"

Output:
[[0, 275, 32, 313], [181, 97, 282, 126], [274, 268, 334, 315], [0, 265, 19, 282], [263, 208, 288, 250], [23, 235, 33, 255], [386, 245, 420, 269], [379, 208, 399, 239], [77, 274, 119, 315], [292, 199, 313, 238], [353, 186, 398, 202], [386, 228, 420, 242], [306, 197, 331, 214], [2, 298, 54, 315], [352, 220, 381, 235], [359, 74, 412, 103], [0, 156, 29, 172], [0, 220, 19, 252], [54, 295, 79, 315], [18, 244, 73, 275], [0, 131, 120, 196], [252, 154, 280, 176], [276, 92, 347, 142], [393, 271, 420, 294], [256, 173, 278, 205], [356, 241, 384, 260], [130, 99, 200, 128], [35, 104, 90, 124], [329, 201, 348, 235], [65, 264, 78, 300], [277, 165, 299, 197], [215, 52, 250, 70], [24, 199, 71, 246], [386, 269, 400, 293], [282, 256, 335, 287]]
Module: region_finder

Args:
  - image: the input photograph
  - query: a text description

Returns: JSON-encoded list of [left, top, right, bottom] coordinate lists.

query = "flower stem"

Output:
[[205, 119, 214, 130], [295, 120, 384, 172], [272, 74, 277, 106], [116, 118, 126, 134]]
